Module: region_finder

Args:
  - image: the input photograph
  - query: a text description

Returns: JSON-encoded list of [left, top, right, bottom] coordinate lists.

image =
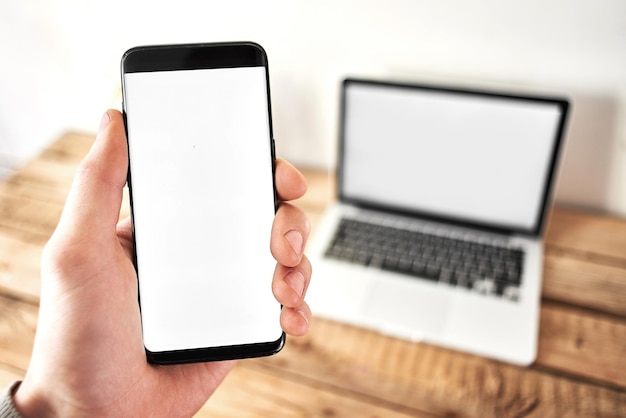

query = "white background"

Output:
[[1, 1, 625, 215], [125, 66, 281, 351]]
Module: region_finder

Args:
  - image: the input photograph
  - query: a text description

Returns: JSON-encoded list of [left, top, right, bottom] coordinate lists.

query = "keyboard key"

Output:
[[324, 217, 524, 301]]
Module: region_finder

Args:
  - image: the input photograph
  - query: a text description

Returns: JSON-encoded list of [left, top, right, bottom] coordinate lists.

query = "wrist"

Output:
[[1, 381, 22, 418], [11, 379, 56, 418]]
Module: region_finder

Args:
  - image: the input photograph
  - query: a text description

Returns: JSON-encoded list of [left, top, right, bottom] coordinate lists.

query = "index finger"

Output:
[[275, 158, 307, 202]]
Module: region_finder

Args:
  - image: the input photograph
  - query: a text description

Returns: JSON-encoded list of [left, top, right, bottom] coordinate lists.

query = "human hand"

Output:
[[13, 109, 312, 417]]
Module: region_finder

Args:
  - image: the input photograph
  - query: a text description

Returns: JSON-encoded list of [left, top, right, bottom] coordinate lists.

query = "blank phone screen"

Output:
[[123, 65, 281, 353]]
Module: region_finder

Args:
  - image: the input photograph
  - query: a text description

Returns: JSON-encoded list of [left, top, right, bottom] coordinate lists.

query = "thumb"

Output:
[[55, 110, 128, 240]]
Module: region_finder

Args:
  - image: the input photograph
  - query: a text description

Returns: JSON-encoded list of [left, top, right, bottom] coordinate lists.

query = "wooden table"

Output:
[[1, 132, 625, 417]]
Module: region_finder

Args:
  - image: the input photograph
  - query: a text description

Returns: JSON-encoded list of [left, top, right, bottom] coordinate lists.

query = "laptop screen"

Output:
[[340, 79, 569, 235]]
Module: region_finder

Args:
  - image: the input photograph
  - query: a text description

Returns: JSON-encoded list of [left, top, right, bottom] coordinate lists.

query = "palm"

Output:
[[15, 110, 310, 418], [32, 214, 234, 417]]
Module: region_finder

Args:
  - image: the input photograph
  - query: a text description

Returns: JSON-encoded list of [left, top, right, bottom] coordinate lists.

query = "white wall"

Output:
[[1, 0, 625, 214]]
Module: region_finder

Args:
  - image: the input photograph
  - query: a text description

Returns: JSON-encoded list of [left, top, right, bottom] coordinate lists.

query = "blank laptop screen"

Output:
[[341, 80, 567, 235]]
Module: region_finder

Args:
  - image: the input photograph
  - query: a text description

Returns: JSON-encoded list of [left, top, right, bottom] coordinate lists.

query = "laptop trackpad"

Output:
[[362, 278, 450, 341]]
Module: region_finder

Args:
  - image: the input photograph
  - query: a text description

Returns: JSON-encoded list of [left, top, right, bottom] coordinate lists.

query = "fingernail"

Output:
[[284, 230, 303, 257], [285, 271, 305, 298], [98, 111, 111, 135]]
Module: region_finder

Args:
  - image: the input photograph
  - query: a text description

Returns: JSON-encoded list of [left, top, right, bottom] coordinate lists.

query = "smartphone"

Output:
[[121, 42, 284, 364]]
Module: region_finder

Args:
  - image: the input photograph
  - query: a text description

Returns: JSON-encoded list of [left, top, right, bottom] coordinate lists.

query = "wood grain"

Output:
[[546, 207, 626, 262], [3, 291, 623, 418], [0, 191, 63, 244], [0, 293, 430, 418], [537, 303, 626, 388], [0, 234, 42, 302], [543, 249, 626, 316], [1, 132, 625, 418], [196, 363, 433, 418], [255, 318, 626, 418], [0, 295, 37, 372]]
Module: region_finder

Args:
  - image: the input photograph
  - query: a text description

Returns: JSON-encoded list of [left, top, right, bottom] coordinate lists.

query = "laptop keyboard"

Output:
[[324, 217, 524, 301]]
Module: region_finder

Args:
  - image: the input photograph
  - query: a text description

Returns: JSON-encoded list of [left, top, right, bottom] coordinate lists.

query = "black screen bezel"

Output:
[[337, 78, 570, 238], [122, 41, 268, 72], [121, 42, 284, 365]]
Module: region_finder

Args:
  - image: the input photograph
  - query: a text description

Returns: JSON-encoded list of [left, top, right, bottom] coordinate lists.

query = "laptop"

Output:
[[307, 78, 569, 365]]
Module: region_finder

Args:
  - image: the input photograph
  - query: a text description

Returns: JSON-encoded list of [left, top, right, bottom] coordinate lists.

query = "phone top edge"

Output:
[[122, 41, 268, 73]]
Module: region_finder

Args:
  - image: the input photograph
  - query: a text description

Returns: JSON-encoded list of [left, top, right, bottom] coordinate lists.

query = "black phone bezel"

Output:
[[121, 42, 284, 365]]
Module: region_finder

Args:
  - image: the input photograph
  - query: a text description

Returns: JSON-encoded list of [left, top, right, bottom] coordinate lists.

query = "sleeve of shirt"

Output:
[[0, 381, 23, 418]]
